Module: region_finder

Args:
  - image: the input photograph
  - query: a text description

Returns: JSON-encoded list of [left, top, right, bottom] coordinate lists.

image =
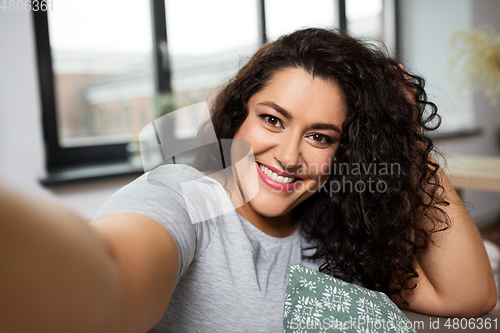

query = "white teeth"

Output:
[[258, 163, 296, 184]]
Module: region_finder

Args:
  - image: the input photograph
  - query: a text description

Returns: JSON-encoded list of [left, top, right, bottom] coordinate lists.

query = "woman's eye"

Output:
[[262, 115, 282, 127], [310, 134, 333, 144]]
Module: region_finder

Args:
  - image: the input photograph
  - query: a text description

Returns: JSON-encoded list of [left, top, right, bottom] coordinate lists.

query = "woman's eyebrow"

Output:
[[258, 101, 293, 120], [258, 101, 342, 134], [311, 123, 342, 135]]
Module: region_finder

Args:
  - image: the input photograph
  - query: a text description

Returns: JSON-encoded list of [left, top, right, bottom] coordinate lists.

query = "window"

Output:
[[48, 0, 155, 148], [346, 0, 398, 57], [34, 0, 399, 185], [34, 0, 155, 185], [265, 0, 338, 42], [161, 0, 260, 127]]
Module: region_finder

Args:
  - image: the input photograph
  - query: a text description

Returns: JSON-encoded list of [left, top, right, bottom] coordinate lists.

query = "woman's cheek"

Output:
[[235, 119, 268, 152], [251, 127, 276, 152], [319, 157, 333, 177], [305, 151, 334, 178]]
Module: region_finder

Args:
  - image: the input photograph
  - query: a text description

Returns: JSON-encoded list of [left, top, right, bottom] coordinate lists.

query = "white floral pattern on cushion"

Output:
[[284, 264, 417, 333]]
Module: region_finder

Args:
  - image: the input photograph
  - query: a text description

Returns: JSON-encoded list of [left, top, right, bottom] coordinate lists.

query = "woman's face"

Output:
[[233, 67, 346, 217]]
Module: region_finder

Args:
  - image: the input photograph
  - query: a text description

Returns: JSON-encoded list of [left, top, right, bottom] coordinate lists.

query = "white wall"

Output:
[[400, 0, 500, 226], [399, 0, 475, 133], [0, 10, 137, 220]]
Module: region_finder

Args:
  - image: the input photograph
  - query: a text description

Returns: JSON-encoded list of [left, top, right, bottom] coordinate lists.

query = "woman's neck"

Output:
[[236, 203, 298, 238]]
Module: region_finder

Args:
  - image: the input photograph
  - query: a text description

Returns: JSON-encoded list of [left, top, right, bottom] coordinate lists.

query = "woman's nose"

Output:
[[273, 135, 302, 170]]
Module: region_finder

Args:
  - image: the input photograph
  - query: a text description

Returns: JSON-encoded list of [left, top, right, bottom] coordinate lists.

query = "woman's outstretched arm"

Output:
[[0, 185, 179, 333], [402, 167, 497, 317]]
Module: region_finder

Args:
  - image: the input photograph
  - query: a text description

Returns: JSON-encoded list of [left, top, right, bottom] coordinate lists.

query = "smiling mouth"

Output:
[[257, 163, 300, 184]]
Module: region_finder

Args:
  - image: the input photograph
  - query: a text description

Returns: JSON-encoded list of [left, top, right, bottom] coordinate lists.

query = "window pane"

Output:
[[346, 0, 383, 40], [165, 0, 259, 107], [48, 0, 155, 147], [265, 0, 338, 42]]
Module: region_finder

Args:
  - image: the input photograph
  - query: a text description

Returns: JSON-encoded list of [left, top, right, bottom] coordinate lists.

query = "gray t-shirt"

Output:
[[94, 164, 320, 332]]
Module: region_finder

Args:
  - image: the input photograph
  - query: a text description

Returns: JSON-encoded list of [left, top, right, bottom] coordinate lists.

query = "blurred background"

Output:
[[0, 0, 499, 230]]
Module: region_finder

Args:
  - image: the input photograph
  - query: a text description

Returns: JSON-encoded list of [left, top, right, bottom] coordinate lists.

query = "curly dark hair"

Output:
[[210, 28, 450, 303]]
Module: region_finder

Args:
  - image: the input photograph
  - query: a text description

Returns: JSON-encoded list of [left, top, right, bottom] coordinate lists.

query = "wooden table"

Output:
[[440, 154, 500, 193]]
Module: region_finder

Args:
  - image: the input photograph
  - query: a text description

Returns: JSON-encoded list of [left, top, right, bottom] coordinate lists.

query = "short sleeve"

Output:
[[93, 173, 196, 280]]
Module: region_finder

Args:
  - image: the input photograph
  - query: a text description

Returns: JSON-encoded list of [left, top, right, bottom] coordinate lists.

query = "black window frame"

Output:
[[33, 11, 132, 170], [34, 0, 399, 186]]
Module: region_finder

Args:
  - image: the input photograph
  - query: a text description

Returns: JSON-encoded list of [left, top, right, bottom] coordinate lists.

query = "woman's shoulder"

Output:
[[109, 163, 213, 198], [94, 163, 234, 225], [93, 164, 225, 279], [139, 163, 209, 191], [92, 164, 203, 219]]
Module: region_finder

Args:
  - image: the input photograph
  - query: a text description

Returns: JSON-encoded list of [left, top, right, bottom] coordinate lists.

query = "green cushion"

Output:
[[284, 264, 417, 332]]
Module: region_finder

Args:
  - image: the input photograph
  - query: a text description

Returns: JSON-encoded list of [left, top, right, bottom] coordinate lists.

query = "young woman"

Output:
[[0, 28, 496, 333]]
